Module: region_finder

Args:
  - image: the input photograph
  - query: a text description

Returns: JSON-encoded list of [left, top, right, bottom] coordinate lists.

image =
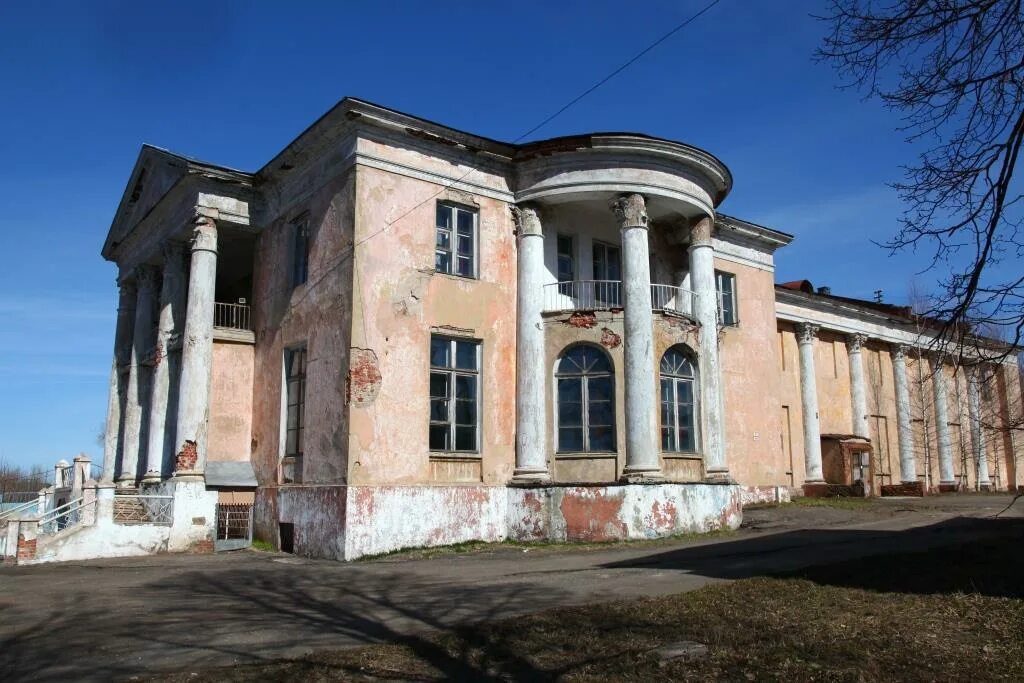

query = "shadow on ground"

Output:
[[602, 516, 1024, 598], [0, 564, 565, 681]]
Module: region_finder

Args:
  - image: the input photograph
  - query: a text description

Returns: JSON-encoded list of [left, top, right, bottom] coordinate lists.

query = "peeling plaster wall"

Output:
[[506, 483, 742, 544], [208, 340, 254, 462], [717, 258, 786, 487], [345, 485, 506, 559], [277, 485, 347, 559], [250, 165, 355, 522], [336, 482, 741, 560], [348, 158, 516, 487]]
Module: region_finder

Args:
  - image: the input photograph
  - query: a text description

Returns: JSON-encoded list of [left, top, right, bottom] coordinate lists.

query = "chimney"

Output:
[[817, 286, 831, 296]]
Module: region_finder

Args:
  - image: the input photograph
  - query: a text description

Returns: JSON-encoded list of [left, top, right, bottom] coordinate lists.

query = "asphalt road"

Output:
[[1, 494, 1020, 681]]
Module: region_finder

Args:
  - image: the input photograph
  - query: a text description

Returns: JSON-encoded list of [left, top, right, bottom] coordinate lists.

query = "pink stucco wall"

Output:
[[208, 340, 253, 463]]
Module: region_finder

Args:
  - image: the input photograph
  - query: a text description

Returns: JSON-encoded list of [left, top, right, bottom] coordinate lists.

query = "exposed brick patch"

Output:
[[881, 481, 926, 497], [347, 348, 382, 407], [566, 312, 598, 329], [175, 440, 198, 471], [187, 538, 214, 554], [16, 534, 36, 561], [599, 327, 621, 349]]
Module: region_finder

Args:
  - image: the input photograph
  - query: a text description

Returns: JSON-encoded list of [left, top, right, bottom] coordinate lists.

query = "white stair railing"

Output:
[[38, 497, 92, 535], [0, 498, 41, 523]]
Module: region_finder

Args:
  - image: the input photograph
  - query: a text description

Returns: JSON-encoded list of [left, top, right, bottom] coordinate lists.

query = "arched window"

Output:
[[556, 345, 615, 453], [660, 346, 698, 452]]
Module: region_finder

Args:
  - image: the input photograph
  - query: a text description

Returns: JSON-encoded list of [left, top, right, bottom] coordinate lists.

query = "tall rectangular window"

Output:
[[592, 241, 621, 281], [284, 346, 307, 459], [556, 234, 575, 282], [435, 203, 477, 278], [429, 335, 480, 452], [292, 218, 310, 288], [715, 270, 738, 326]]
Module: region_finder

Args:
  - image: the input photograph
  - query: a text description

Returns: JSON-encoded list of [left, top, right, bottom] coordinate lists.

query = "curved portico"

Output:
[[510, 134, 733, 483]]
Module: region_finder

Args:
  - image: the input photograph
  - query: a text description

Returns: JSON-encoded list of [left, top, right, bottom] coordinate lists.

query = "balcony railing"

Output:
[[542, 281, 697, 315], [214, 302, 252, 331], [651, 284, 696, 316]]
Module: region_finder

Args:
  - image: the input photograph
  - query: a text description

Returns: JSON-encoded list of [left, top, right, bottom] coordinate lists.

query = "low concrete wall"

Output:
[[506, 484, 743, 543], [740, 485, 792, 507], [335, 482, 742, 560], [28, 519, 170, 565], [277, 485, 348, 559], [344, 485, 507, 560]]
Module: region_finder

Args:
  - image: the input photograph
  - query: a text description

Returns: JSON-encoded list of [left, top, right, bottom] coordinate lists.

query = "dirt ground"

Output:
[[1, 494, 1021, 682]]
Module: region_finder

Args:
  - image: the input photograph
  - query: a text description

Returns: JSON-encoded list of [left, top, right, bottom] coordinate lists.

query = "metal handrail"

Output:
[[0, 498, 40, 523], [542, 280, 699, 315], [213, 302, 252, 331], [543, 280, 622, 312], [38, 497, 90, 535], [651, 284, 697, 316]]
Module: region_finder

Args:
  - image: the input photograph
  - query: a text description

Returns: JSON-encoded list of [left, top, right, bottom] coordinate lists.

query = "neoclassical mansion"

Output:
[[11, 98, 1021, 564]]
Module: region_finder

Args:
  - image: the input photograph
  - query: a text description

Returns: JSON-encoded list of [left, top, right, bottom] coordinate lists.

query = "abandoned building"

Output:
[[5, 97, 1022, 564]]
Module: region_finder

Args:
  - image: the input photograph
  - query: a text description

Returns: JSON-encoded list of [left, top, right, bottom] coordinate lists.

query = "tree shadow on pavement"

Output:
[[601, 516, 1024, 599], [0, 558, 570, 682]]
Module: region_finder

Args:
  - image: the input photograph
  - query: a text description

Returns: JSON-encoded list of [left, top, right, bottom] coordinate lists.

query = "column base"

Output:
[[619, 470, 665, 484], [937, 481, 959, 493], [140, 471, 162, 485], [979, 482, 993, 491], [801, 480, 829, 497], [115, 476, 136, 489], [703, 468, 735, 485], [511, 468, 551, 485]]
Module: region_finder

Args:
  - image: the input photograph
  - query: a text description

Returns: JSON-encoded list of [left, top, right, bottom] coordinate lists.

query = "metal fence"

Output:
[[113, 495, 174, 525], [213, 302, 252, 331], [215, 503, 253, 551]]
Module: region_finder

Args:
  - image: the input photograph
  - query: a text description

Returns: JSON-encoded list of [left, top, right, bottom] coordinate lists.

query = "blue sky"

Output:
[[0, 0, 935, 470]]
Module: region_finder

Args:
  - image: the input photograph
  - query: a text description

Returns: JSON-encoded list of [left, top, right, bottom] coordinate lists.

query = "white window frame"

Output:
[[429, 335, 481, 454], [435, 203, 478, 279], [660, 347, 700, 454], [715, 270, 738, 326]]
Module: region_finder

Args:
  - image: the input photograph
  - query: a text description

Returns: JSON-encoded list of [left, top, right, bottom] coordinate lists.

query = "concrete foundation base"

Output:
[[259, 482, 743, 561], [937, 483, 960, 493], [881, 481, 926, 497]]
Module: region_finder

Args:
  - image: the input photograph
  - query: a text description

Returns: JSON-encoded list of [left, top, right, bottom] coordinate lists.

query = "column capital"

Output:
[[510, 205, 542, 237], [161, 239, 188, 262], [845, 333, 869, 353], [134, 264, 160, 292], [690, 215, 714, 246], [796, 322, 819, 345], [610, 194, 648, 230], [190, 214, 218, 254], [893, 343, 912, 361]]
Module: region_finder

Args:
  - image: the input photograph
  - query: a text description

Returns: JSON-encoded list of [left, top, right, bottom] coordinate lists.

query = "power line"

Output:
[[514, 0, 725, 143], [297, 0, 726, 304]]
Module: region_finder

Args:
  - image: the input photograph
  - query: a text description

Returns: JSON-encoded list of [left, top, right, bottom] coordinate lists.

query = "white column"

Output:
[[102, 280, 136, 482], [930, 355, 956, 487], [174, 215, 218, 478], [612, 194, 661, 480], [688, 216, 728, 480], [142, 242, 188, 484], [846, 334, 870, 439], [512, 205, 549, 482], [797, 323, 824, 483], [892, 344, 917, 483], [118, 266, 159, 486], [967, 365, 992, 489]]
